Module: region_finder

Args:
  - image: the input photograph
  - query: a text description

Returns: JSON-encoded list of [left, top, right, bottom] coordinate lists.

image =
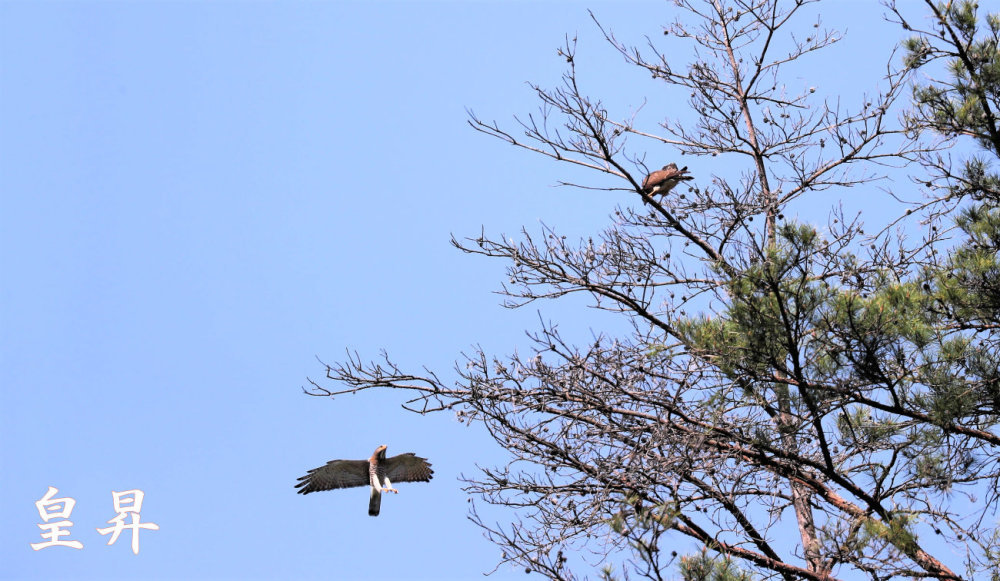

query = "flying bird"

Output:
[[295, 445, 433, 517], [641, 163, 693, 204]]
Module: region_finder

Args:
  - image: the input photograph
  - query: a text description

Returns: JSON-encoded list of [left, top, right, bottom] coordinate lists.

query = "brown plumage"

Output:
[[641, 163, 693, 204], [295, 445, 433, 517]]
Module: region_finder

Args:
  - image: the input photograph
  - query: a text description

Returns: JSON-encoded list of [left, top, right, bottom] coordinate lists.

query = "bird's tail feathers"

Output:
[[369, 486, 381, 517]]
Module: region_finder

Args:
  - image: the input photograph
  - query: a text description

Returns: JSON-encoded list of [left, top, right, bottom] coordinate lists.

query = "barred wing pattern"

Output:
[[295, 459, 370, 494], [383, 453, 434, 483]]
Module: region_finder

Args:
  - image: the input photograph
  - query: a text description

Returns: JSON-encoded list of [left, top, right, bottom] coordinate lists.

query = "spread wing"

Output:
[[383, 453, 434, 483], [295, 459, 370, 494]]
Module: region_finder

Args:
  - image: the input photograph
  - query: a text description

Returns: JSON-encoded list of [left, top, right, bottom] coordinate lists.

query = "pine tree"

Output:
[[310, 1, 1000, 578]]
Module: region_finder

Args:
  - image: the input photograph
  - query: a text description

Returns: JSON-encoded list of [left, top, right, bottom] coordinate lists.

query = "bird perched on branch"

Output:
[[641, 163, 693, 204], [295, 445, 433, 516]]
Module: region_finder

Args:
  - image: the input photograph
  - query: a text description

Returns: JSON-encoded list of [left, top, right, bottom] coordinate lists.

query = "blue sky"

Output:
[[1, 1, 930, 579]]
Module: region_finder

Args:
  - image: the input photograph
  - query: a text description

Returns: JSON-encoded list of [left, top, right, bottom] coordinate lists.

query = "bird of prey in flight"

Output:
[[641, 163, 693, 204], [295, 445, 433, 516]]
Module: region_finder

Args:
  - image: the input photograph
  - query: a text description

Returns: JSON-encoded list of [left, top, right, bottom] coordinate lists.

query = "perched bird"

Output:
[[295, 445, 433, 516], [641, 163, 693, 204]]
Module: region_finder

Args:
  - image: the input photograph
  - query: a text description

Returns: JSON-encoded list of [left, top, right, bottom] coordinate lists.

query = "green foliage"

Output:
[[936, 203, 1000, 321], [676, 223, 834, 380], [678, 550, 754, 581], [837, 406, 901, 447], [676, 221, 940, 400], [906, 1, 1000, 149], [861, 513, 921, 555], [906, 1, 1000, 421]]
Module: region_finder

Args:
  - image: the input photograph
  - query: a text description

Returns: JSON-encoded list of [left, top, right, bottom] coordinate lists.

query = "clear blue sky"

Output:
[[1, 2, 926, 579]]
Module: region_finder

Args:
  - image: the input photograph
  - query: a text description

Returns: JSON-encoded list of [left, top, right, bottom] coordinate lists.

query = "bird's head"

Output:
[[664, 163, 678, 170], [373, 445, 388, 460]]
